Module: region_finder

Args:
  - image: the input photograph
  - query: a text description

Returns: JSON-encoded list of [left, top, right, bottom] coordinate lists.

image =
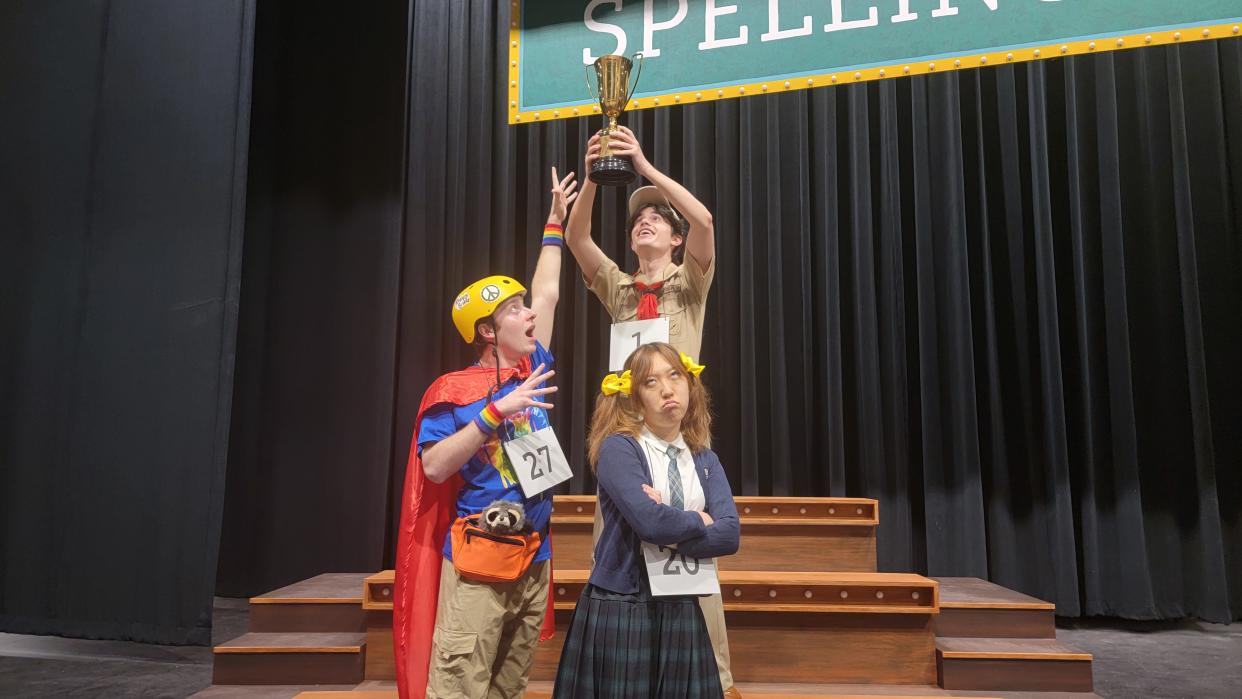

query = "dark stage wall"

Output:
[[220, 1, 1241, 623], [1, 1, 254, 643]]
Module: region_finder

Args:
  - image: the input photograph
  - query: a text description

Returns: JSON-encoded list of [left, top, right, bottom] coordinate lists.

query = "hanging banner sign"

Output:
[[508, 0, 1242, 124]]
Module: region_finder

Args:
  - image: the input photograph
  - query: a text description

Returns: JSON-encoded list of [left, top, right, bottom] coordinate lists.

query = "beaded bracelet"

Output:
[[542, 223, 564, 247]]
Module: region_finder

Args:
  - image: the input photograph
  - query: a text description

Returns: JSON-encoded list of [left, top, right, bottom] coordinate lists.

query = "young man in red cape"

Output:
[[394, 168, 577, 699]]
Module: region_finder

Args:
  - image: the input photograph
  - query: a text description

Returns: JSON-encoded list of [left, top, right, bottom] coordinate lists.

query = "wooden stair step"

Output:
[[363, 569, 938, 614], [216, 632, 367, 654], [551, 496, 880, 573], [535, 572, 940, 685], [295, 694, 983, 698], [213, 633, 367, 686], [360, 568, 940, 685], [287, 683, 1100, 698], [291, 681, 1013, 698], [191, 686, 356, 699], [250, 573, 370, 633], [555, 570, 939, 614], [932, 578, 1056, 639], [936, 638, 1093, 692], [552, 495, 879, 525]]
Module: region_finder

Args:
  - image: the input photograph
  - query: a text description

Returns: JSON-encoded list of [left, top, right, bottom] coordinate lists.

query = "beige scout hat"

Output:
[[627, 186, 688, 232]]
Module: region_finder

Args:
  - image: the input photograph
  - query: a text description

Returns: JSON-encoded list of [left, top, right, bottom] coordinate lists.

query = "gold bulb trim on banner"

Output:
[[507, 7, 1241, 126]]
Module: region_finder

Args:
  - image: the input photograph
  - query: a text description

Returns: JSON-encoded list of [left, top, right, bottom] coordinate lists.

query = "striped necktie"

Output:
[[665, 444, 684, 511]]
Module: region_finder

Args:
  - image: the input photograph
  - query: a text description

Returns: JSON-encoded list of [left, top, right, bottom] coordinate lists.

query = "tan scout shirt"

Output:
[[587, 253, 716, 361]]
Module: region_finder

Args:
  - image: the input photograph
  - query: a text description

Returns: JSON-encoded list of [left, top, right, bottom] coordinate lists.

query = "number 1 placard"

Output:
[[608, 318, 670, 371], [503, 426, 573, 498]]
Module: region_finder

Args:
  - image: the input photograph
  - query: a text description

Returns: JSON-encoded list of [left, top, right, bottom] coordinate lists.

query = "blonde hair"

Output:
[[586, 342, 712, 468]]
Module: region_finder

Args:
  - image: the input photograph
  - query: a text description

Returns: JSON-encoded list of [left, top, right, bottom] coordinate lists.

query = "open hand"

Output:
[[549, 167, 578, 222], [492, 363, 558, 417]]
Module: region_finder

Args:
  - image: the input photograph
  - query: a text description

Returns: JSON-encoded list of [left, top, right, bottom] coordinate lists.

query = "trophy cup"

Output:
[[585, 53, 644, 186]]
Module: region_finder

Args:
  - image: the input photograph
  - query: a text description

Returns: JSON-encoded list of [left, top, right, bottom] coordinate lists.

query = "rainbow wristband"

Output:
[[542, 223, 564, 247], [473, 402, 505, 434]]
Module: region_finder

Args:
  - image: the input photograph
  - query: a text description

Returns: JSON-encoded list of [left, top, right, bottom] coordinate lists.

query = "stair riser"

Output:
[[249, 604, 367, 633], [937, 657, 1093, 692], [213, 652, 365, 685], [363, 612, 936, 685], [525, 611, 936, 685], [934, 608, 1056, 639], [553, 525, 877, 573]]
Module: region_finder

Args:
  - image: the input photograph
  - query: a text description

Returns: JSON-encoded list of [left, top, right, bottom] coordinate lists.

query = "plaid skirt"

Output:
[[552, 580, 722, 699]]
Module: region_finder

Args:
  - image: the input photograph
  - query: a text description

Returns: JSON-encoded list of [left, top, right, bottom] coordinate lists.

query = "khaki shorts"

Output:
[[426, 558, 550, 699]]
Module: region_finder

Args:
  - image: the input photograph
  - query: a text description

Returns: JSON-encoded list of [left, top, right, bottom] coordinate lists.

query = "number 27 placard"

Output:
[[503, 426, 573, 498]]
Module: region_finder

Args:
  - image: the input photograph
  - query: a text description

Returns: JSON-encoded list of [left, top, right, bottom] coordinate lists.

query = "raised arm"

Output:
[[530, 167, 577, 347], [564, 133, 611, 283], [609, 126, 715, 267]]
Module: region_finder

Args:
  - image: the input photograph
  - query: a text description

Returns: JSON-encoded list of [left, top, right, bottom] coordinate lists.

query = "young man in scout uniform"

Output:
[[565, 125, 715, 362], [393, 169, 577, 699], [565, 128, 741, 699]]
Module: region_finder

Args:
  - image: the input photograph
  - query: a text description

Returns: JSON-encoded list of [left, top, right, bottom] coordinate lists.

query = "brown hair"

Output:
[[586, 342, 712, 468], [627, 204, 689, 265]]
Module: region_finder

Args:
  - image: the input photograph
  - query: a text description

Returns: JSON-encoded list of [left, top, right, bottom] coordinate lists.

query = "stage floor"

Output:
[[0, 597, 1237, 698]]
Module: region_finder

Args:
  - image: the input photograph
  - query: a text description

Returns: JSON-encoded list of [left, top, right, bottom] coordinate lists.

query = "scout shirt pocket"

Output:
[[659, 277, 688, 339]]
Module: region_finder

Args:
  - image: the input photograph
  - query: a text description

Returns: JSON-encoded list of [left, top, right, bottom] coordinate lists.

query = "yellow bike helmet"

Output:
[[451, 275, 527, 344]]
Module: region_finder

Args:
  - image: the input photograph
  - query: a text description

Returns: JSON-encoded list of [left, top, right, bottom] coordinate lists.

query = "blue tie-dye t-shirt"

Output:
[[417, 341, 555, 562]]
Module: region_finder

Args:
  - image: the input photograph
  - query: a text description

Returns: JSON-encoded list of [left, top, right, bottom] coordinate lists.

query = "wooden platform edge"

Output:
[[215, 645, 363, 655], [250, 597, 363, 605], [938, 649, 1093, 662]]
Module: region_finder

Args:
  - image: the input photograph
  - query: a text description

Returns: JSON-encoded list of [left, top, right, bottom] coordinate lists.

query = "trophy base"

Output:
[[589, 156, 637, 186]]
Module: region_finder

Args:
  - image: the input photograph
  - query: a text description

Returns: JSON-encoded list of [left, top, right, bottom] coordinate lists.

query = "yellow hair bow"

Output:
[[679, 352, 705, 377], [601, 369, 632, 396]]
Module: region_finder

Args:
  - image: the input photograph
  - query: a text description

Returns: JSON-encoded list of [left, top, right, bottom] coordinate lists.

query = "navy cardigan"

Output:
[[589, 434, 740, 594]]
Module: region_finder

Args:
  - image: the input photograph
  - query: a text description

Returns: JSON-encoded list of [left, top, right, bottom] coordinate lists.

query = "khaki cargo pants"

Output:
[[591, 506, 734, 689], [426, 558, 550, 699]]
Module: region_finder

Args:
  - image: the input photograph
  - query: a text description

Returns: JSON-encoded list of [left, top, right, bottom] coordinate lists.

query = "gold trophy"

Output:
[[585, 53, 644, 186]]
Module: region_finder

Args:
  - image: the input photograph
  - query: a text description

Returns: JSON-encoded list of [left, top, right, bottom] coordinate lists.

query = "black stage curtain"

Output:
[[214, 0, 410, 596], [221, 1, 1241, 622], [1, 0, 254, 643]]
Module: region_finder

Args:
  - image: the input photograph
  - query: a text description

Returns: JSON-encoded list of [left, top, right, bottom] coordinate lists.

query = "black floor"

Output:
[[0, 598, 1237, 698]]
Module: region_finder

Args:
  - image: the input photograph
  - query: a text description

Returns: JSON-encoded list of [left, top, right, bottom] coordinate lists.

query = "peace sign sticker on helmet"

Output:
[[481, 285, 502, 303]]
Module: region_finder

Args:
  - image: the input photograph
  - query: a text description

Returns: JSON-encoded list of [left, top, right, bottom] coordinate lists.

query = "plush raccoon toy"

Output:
[[479, 499, 527, 535]]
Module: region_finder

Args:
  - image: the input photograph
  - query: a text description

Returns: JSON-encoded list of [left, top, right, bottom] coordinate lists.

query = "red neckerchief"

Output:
[[393, 358, 555, 699], [633, 280, 664, 320]]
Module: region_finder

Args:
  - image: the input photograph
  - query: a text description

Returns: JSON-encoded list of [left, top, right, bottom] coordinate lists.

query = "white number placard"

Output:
[[641, 541, 719, 597], [504, 426, 573, 498], [608, 318, 670, 371]]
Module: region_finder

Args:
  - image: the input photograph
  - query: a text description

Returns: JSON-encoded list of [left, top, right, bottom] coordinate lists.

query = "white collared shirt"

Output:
[[639, 427, 704, 513]]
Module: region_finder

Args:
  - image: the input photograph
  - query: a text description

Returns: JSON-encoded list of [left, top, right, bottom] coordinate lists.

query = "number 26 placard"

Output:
[[641, 540, 719, 596]]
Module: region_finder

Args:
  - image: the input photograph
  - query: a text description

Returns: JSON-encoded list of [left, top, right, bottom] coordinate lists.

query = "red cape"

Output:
[[393, 359, 556, 699]]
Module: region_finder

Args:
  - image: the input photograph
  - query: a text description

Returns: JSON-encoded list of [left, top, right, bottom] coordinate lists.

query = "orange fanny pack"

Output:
[[450, 514, 541, 583]]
